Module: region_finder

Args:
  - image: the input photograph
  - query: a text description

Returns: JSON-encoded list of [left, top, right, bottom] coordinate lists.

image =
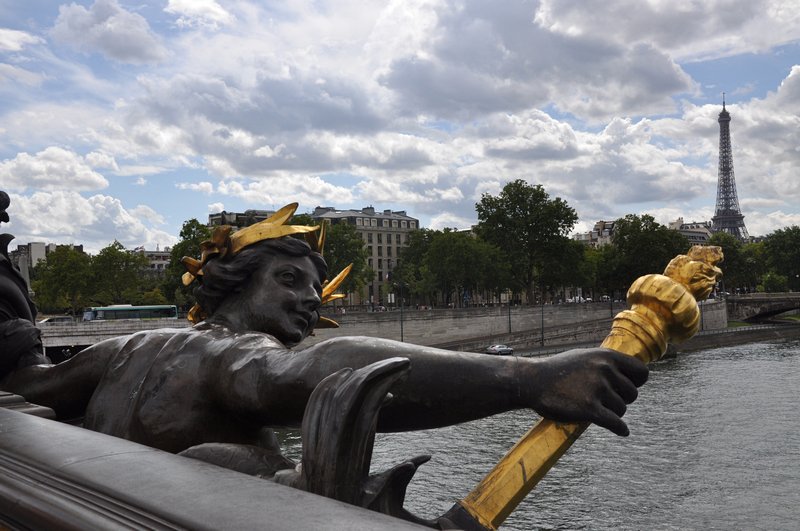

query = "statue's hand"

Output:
[[529, 348, 648, 436]]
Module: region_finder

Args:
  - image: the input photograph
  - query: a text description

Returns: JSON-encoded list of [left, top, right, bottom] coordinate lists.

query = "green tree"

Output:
[[423, 229, 475, 306], [476, 180, 578, 304], [323, 222, 372, 302], [760, 271, 788, 293], [90, 241, 149, 305], [396, 229, 436, 305], [139, 287, 169, 305], [707, 232, 746, 292], [740, 241, 767, 293], [611, 214, 689, 287], [31, 246, 92, 316], [161, 219, 212, 310], [763, 226, 800, 291]]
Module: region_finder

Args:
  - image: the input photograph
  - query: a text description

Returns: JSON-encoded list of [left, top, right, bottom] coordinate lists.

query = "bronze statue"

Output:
[[0, 191, 50, 378], [0, 202, 649, 526]]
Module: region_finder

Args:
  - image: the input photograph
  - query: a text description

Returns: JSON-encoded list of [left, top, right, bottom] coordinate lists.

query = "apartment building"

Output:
[[311, 206, 419, 307]]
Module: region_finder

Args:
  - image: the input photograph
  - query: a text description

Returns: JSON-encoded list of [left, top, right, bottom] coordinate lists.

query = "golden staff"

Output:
[[444, 245, 724, 530]]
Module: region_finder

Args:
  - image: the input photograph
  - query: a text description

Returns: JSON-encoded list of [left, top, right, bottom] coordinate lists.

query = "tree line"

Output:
[[31, 179, 800, 315]]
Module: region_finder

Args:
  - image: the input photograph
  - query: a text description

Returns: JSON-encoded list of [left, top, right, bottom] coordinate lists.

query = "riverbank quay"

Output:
[[515, 322, 800, 358]]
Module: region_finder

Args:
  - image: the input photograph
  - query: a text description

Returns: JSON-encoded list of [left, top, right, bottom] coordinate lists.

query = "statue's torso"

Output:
[[83, 324, 286, 453]]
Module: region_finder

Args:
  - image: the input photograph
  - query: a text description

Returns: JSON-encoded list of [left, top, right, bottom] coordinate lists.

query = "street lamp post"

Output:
[[540, 282, 545, 347], [399, 282, 405, 343], [507, 295, 512, 334]]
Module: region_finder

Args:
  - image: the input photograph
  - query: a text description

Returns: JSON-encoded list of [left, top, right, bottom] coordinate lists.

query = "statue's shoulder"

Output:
[[187, 322, 287, 351]]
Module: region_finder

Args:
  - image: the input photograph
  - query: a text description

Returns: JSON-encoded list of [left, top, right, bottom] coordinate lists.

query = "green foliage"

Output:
[[476, 179, 577, 303], [760, 271, 789, 293], [161, 219, 211, 309], [90, 241, 150, 305], [395, 229, 436, 304], [395, 228, 510, 306], [31, 246, 92, 316], [139, 287, 168, 305], [707, 231, 748, 291], [323, 221, 372, 297], [740, 241, 767, 292], [762, 226, 800, 291], [610, 214, 689, 287]]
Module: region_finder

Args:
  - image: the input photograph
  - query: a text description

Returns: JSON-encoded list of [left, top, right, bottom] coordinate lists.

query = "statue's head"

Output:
[[181, 203, 350, 346], [195, 237, 327, 346]]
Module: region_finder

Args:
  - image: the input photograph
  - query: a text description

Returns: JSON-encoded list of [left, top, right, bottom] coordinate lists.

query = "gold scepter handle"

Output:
[[444, 245, 723, 530]]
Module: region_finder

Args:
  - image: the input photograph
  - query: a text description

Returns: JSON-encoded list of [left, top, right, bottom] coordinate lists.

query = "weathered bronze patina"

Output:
[[1, 201, 653, 527], [0, 191, 51, 380]]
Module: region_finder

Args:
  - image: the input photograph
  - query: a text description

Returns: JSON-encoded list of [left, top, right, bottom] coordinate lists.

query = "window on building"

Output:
[[377, 233, 382, 244], [387, 246, 392, 257], [395, 234, 400, 244], [368, 233, 373, 243], [410, 221, 416, 229], [378, 258, 383, 269], [377, 246, 382, 256], [370, 219, 377, 226], [401, 221, 407, 228], [368, 258, 373, 268], [392, 220, 398, 227], [368, 245, 373, 255], [356, 218, 362, 225]]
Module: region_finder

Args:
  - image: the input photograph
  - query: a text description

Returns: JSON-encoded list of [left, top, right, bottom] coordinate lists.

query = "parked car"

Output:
[[485, 344, 514, 355]]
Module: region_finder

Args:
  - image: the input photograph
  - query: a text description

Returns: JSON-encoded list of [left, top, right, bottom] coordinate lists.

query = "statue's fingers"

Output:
[[613, 352, 649, 387], [610, 370, 639, 404], [592, 405, 629, 437], [601, 388, 627, 418]]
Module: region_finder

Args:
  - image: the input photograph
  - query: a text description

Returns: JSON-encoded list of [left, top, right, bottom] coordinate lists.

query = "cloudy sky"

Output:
[[1, 0, 799, 253]]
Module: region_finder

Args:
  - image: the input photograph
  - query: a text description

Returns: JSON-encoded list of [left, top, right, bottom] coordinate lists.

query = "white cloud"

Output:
[[176, 181, 214, 194], [85, 151, 119, 170], [51, 0, 167, 63], [2, 0, 799, 249], [7, 191, 177, 254], [0, 147, 108, 192], [0, 29, 43, 51], [165, 0, 234, 29], [208, 202, 224, 213], [130, 204, 165, 225]]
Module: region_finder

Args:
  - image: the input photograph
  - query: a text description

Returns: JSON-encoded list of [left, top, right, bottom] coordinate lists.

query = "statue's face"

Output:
[[239, 253, 323, 347]]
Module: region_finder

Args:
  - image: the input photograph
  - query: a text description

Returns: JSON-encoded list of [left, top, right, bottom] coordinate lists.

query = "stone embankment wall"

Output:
[[39, 300, 729, 356], [309, 300, 728, 352], [306, 303, 625, 350]]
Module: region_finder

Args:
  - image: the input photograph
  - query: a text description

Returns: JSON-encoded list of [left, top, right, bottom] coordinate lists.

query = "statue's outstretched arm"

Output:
[[219, 336, 647, 435], [1, 338, 120, 419]]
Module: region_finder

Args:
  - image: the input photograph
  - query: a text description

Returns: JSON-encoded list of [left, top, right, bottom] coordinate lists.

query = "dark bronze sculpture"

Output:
[[0, 191, 50, 379], [0, 201, 649, 527]]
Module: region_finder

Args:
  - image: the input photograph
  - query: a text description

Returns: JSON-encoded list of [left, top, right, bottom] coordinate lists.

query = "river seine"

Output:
[[364, 339, 800, 530]]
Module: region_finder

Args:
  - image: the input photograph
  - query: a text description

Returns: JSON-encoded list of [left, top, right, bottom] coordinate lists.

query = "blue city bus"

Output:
[[82, 304, 179, 321]]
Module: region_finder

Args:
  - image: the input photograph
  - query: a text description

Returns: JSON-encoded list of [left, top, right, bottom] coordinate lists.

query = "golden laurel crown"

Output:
[[181, 202, 351, 328]]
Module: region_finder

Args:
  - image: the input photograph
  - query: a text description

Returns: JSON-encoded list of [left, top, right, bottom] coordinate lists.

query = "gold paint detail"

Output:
[[459, 245, 723, 529]]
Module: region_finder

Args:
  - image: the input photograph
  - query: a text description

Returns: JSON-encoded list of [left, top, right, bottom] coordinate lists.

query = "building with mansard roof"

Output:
[[311, 206, 419, 308]]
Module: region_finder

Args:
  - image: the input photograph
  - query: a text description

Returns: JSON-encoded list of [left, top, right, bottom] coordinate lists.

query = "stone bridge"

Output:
[[726, 293, 800, 322]]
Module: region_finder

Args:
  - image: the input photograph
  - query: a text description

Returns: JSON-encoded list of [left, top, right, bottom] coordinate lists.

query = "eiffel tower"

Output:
[[711, 95, 749, 240]]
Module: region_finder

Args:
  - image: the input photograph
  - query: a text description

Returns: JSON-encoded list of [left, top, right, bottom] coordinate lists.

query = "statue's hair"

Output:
[[193, 237, 327, 317]]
